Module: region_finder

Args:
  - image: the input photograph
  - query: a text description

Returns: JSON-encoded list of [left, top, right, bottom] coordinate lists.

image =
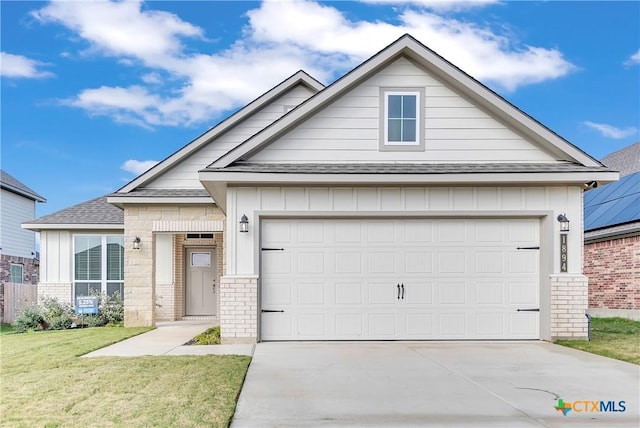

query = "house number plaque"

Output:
[[560, 234, 568, 272]]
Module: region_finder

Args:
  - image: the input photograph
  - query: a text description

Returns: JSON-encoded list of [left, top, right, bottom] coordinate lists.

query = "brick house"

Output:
[[24, 34, 618, 342], [584, 142, 640, 320]]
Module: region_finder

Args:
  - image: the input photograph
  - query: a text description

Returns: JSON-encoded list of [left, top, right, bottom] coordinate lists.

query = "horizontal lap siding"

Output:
[[146, 84, 316, 189], [1, 191, 36, 258], [249, 57, 555, 163]]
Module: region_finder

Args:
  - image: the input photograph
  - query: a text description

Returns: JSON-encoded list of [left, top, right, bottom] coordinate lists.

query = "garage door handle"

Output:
[[516, 308, 540, 312], [261, 309, 284, 313], [401, 283, 405, 300], [397, 284, 401, 300]]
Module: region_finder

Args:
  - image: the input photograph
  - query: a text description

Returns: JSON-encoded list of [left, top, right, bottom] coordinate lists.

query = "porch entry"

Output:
[[185, 247, 217, 316]]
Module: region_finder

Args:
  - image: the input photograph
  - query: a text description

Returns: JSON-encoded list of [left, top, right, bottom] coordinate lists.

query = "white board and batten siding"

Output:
[[1, 189, 36, 258], [146, 85, 317, 189], [248, 57, 557, 163], [39, 230, 73, 283], [261, 218, 540, 340]]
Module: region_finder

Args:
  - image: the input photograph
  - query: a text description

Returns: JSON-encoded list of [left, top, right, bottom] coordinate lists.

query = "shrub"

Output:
[[13, 305, 46, 333], [99, 291, 124, 326], [82, 314, 106, 328], [40, 297, 75, 330]]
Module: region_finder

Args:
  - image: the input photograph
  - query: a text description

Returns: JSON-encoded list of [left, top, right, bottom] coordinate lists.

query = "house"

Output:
[[584, 142, 640, 320], [24, 34, 618, 342], [1, 170, 46, 317]]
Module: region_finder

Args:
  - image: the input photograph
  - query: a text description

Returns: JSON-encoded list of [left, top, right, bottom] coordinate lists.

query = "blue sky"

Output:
[[1, 0, 639, 217]]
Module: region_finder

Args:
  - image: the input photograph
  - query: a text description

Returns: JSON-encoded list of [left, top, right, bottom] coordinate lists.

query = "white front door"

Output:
[[185, 248, 217, 316], [260, 218, 540, 341]]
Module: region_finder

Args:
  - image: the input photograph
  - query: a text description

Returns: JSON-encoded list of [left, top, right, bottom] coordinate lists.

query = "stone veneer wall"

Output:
[[123, 204, 225, 327], [550, 274, 589, 340], [219, 276, 257, 343], [584, 234, 639, 310]]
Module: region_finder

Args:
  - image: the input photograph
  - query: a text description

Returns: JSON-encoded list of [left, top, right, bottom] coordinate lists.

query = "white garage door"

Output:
[[260, 218, 540, 341]]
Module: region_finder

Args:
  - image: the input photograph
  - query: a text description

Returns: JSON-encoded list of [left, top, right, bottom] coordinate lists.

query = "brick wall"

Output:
[[219, 276, 257, 343], [584, 234, 639, 310], [550, 274, 589, 340], [37, 282, 72, 305]]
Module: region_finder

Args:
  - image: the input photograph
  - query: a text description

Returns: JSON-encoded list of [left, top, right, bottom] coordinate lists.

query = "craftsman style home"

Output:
[[24, 35, 617, 343]]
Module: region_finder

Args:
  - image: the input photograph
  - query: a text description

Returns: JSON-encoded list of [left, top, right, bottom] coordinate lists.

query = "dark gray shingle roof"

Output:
[[27, 196, 123, 225], [601, 142, 640, 177], [207, 162, 611, 174], [0, 170, 46, 202], [110, 188, 210, 198]]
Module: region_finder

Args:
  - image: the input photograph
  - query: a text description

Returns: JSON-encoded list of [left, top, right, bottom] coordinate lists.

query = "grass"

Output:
[[0, 323, 15, 335], [556, 317, 640, 365], [0, 327, 251, 428], [191, 326, 221, 345]]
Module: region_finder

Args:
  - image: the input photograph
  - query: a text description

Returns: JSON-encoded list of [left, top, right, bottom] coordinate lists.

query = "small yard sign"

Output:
[[75, 296, 99, 315]]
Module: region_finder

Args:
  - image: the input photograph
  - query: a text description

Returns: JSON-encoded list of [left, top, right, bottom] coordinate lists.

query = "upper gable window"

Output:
[[380, 88, 425, 152]]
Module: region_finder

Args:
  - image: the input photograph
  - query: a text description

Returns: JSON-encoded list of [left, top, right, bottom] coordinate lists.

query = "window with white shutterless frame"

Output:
[[72, 234, 124, 301], [379, 87, 425, 151]]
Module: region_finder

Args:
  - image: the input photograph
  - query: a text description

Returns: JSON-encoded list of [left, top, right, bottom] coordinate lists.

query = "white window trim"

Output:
[[72, 234, 124, 302], [379, 87, 425, 152]]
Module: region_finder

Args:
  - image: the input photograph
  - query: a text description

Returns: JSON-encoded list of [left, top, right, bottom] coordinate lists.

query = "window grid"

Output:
[[10, 264, 23, 284]]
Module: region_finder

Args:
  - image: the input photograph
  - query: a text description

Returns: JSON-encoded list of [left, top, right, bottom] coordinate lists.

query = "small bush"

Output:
[[13, 305, 46, 333], [192, 326, 221, 345], [40, 297, 75, 330], [82, 314, 106, 328], [98, 291, 124, 326]]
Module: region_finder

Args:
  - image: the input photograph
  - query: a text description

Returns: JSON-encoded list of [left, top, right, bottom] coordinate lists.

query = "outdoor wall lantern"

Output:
[[239, 214, 249, 233], [133, 237, 141, 250], [557, 214, 570, 233]]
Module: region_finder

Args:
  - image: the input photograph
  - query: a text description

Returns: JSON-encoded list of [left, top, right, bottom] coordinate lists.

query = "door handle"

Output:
[[397, 283, 401, 300], [401, 283, 405, 300]]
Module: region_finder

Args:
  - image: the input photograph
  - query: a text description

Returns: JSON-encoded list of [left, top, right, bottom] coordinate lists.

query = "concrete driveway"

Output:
[[232, 342, 639, 427]]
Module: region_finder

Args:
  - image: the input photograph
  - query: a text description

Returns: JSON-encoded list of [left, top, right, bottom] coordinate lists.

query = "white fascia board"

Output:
[[199, 170, 620, 186], [211, 35, 602, 169], [22, 223, 123, 231], [200, 182, 227, 214], [107, 196, 214, 205], [118, 71, 324, 193]]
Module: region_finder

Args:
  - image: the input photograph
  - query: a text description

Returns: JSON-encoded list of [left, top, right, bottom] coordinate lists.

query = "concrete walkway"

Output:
[[232, 341, 640, 427], [82, 320, 254, 357]]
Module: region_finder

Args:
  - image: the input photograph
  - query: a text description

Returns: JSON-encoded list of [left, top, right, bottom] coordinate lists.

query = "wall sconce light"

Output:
[[133, 237, 141, 250], [557, 214, 570, 233], [239, 215, 249, 233]]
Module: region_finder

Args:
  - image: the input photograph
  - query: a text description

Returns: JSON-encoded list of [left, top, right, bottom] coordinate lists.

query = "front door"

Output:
[[185, 248, 216, 316]]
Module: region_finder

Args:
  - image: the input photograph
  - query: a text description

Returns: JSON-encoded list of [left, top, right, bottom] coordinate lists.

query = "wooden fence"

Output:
[[2, 282, 38, 323]]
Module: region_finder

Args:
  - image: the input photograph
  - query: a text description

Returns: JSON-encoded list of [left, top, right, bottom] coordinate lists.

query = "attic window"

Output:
[[380, 87, 425, 152]]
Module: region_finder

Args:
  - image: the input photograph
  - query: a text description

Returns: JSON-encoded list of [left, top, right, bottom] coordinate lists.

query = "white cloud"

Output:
[[121, 159, 159, 175], [359, 0, 499, 12], [33, 0, 575, 127], [0, 52, 54, 78], [625, 49, 640, 66], [584, 121, 638, 139]]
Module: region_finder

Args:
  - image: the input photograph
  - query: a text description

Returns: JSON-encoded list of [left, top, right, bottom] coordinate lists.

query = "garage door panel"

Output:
[[261, 218, 540, 341]]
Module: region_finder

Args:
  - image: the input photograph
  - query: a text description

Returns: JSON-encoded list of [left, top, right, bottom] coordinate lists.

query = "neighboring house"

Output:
[[1, 170, 46, 317], [584, 142, 640, 320], [1, 170, 46, 283], [24, 34, 618, 343]]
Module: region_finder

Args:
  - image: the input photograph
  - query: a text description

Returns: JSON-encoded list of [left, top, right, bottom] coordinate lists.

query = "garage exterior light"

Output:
[[239, 214, 249, 233], [557, 214, 570, 233]]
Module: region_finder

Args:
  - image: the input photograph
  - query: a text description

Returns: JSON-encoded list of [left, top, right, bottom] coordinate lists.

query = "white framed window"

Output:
[[191, 252, 211, 267], [10, 264, 23, 284], [73, 234, 124, 300], [380, 88, 425, 151]]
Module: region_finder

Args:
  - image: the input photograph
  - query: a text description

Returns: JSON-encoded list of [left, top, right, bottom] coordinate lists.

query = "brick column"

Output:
[[219, 276, 258, 343], [550, 274, 589, 340]]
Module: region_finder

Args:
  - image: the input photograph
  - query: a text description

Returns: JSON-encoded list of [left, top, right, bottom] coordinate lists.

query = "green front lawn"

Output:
[[0, 323, 15, 335], [0, 327, 250, 427], [556, 317, 640, 365]]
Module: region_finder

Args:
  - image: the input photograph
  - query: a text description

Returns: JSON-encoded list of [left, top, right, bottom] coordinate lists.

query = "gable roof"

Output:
[[116, 70, 324, 193], [209, 34, 603, 169], [601, 142, 640, 177], [1, 170, 46, 202], [22, 196, 123, 230], [584, 172, 640, 235]]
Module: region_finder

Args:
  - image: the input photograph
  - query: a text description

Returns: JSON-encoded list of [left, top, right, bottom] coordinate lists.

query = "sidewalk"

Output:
[[82, 320, 254, 357]]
